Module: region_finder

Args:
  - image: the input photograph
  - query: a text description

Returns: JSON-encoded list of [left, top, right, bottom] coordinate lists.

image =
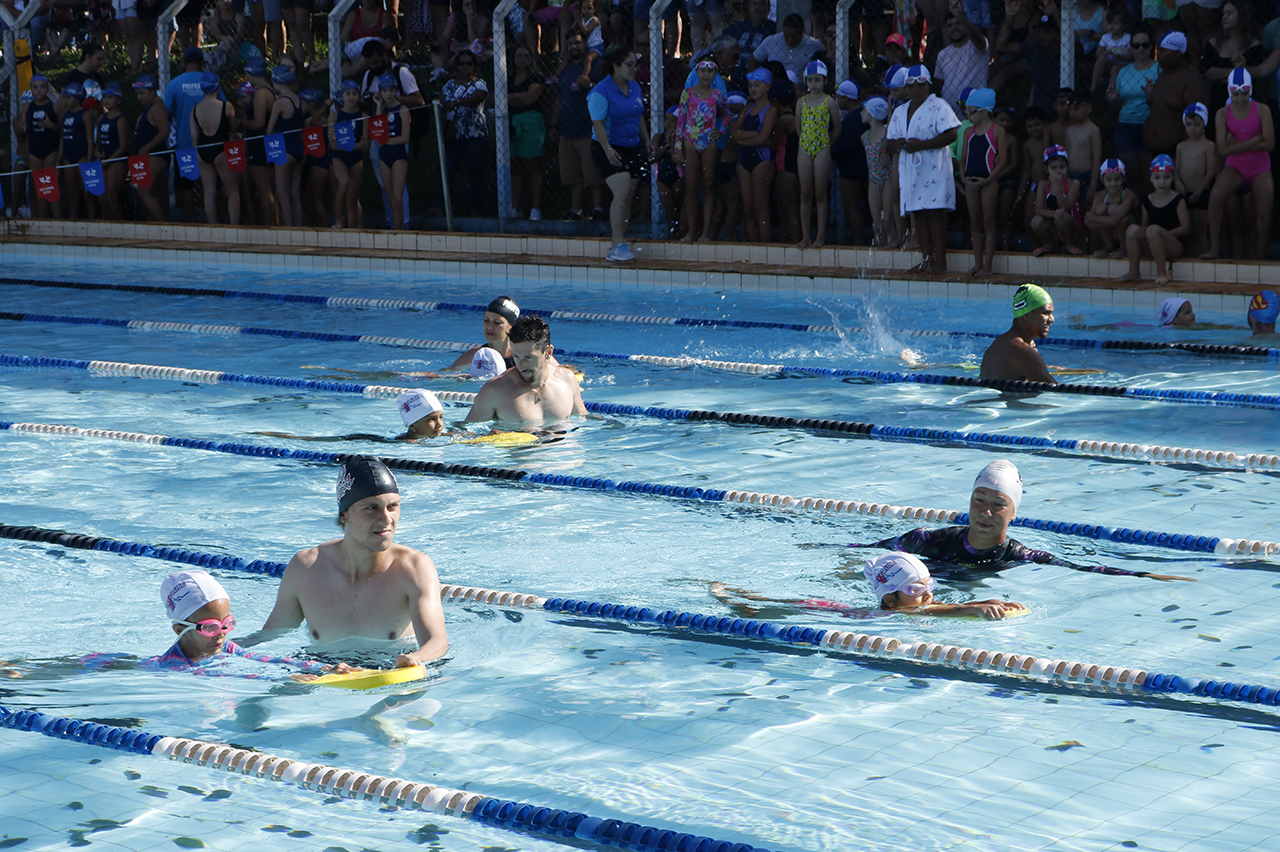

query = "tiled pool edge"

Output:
[[2, 219, 1267, 316]]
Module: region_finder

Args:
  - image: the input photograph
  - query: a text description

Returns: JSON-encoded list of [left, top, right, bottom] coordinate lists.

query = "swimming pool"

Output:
[[2, 250, 1279, 851]]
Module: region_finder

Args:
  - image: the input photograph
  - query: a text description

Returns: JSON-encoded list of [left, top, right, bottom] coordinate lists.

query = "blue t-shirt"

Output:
[[588, 77, 644, 147], [558, 58, 605, 138], [164, 71, 224, 149]]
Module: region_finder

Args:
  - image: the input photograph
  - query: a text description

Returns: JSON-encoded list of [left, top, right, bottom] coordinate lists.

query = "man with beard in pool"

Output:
[[980, 283, 1057, 383], [464, 315, 586, 426]]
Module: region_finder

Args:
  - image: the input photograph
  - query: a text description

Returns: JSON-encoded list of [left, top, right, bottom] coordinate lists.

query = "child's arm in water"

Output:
[[905, 599, 1028, 619]]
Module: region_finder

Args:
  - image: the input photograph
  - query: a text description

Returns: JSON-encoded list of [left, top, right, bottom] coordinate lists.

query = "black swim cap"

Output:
[[337, 456, 399, 515], [485, 296, 520, 327]]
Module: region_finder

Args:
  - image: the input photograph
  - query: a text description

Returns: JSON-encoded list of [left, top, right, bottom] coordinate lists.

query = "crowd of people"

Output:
[[7, 0, 1279, 271]]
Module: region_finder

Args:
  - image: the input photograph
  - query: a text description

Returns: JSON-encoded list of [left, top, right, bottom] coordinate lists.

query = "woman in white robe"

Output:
[[887, 64, 961, 274]]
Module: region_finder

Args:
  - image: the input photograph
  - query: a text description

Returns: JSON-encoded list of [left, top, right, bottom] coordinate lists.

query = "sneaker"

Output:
[[607, 242, 635, 262], [529, 208, 541, 221], [591, 208, 607, 222], [567, 209, 584, 221]]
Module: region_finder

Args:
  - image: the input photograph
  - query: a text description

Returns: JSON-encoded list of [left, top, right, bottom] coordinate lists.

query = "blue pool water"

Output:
[[2, 254, 1279, 851]]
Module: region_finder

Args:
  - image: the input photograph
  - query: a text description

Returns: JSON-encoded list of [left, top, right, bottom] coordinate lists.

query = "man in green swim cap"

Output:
[[979, 283, 1056, 383]]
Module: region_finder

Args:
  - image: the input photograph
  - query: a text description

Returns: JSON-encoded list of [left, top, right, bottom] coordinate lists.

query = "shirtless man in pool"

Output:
[[465, 315, 586, 426], [259, 456, 449, 668], [979, 283, 1057, 383]]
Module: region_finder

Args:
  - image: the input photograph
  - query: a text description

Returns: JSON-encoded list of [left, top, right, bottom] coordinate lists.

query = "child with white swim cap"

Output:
[[147, 569, 355, 676], [863, 552, 1027, 618], [396, 389, 445, 440]]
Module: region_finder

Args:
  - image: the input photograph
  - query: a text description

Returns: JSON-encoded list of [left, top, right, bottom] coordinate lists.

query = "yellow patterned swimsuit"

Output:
[[799, 95, 832, 159]]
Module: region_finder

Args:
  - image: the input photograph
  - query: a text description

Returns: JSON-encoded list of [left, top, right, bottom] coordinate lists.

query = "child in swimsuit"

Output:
[[1084, 158, 1136, 257], [730, 68, 777, 244], [1031, 145, 1084, 256], [1203, 68, 1274, 260], [960, 88, 1006, 276], [676, 59, 728, 242], [58, 81, 94, 219], [1175, 102, 1217, 256], [861, 96, 895, 247], [20, 75, 62, 219], [793, 60, 842, 248], [1116, 154, 1188, 286], [329, 78, 369, 229], [376, 74, 411, 230], [708, 552, 1028, 621], [147, 569, 355, 679]]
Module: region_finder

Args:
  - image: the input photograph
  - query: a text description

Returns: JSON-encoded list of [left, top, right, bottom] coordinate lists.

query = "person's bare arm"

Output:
[[261, 549, 313, 632], [464, 380, 500, 421], [396, 554, 450, 666], [1011, 340, 1056, 383], [917, 600, 1027, 619]]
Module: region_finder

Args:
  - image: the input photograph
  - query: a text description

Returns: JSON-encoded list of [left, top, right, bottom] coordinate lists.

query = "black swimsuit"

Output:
[[854, 525, 1143, 576], [196, 104, 230, 165]]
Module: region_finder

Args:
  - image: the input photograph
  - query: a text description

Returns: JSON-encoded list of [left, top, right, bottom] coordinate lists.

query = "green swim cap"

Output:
[[1012, 284, 1052, 318]]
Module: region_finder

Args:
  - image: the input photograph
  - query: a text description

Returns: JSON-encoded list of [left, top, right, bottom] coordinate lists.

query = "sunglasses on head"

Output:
[[175, 614, 236, 638]]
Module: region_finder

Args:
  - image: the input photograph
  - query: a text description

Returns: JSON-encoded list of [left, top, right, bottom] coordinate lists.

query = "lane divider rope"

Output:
[[1, 425, 1273, 557], [5, 353, 1276, 470], [0, 524, 1271, 708], [0, 705, 775, 852], [2, 276, 1275, 361], [2, 313, 1280, 410]]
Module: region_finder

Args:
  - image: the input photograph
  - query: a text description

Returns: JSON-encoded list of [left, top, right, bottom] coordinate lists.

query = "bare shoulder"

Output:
[[388, 543, 441, 587]]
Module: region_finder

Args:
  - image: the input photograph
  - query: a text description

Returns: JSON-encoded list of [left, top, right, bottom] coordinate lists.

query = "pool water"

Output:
[[2, 255, 1279, 851]]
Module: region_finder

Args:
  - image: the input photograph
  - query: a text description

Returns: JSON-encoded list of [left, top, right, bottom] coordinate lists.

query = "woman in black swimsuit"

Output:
[[190, 72, 241, 225]]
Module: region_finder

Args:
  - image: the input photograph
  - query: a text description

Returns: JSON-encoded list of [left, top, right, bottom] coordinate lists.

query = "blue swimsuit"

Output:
[[378, 106, 408, 166], [736, 103, 771, 172], [97, 113, 122, 159], [26, 100, 60, 159], [61, 108, 89, 163]]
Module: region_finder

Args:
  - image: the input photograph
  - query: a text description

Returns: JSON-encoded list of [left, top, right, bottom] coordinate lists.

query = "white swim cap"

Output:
[[470, 347, 505, 379], [864, 552, 931, 601], [398, 389, 443, 426], [161, 570, 228, 622], [973, 460, 1022, 510]]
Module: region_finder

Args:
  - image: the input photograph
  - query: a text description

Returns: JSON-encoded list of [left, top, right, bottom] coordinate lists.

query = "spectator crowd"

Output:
[[6, 0, 1279, 270]]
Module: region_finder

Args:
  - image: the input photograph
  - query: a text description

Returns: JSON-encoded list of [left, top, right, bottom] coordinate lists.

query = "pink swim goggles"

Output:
[[175, 614, 237, 638]]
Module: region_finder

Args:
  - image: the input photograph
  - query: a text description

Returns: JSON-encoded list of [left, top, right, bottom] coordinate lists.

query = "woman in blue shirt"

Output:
[[589, 44, 653, 263]]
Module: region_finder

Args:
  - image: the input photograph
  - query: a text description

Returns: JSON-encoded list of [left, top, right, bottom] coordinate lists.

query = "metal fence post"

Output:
[[158, 0, 189, 93], [649, 0, 674, 239], [835, 0, 854, 88], [434, 101, 454, 231], [493, 0, 518, 230], [329, 0, 360, 97], [1059, 0, 1076, 89]]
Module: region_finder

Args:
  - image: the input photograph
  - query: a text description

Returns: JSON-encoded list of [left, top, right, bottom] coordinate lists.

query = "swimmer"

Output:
[[396, 389, 446, 440], [979, 284, 1056, 384], [848, 461, 1195, 581], [446, 296, 522, 371], [147, 569, 356, 678], [1247, 290, 1278, 339], [1157, 298, 1195, 328], [710, 551, 1027, 620], [469, 346, 506, 380], [256, 456, 450, 667], [465, 316, 587, 426]]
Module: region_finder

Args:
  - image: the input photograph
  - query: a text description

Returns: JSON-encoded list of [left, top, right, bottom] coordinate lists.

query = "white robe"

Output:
[[887, 94, 961, 215]]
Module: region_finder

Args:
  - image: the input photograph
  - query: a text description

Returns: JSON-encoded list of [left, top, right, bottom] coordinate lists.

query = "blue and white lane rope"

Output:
[[0, 522, 1272, 709], [3, 275, 1276, 361], [4, 311, 1280, 411], [2, 423, 1275, 557], [0, 707, 775, 852], [4, 352, 1275, 471]]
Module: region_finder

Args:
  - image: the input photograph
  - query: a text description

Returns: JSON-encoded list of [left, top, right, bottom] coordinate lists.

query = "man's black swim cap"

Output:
[[485, 296, 520, 327], [337, 456, 399, 514]]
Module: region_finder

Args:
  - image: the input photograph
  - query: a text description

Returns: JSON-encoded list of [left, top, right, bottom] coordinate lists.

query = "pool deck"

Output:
[[3, 219, 1274, 315]]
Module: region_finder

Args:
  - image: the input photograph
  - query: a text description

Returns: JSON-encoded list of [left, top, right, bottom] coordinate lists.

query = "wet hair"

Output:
[[509, 315, 552, 350], [782, 12, 804, 30], [602, 44, 634, 76]]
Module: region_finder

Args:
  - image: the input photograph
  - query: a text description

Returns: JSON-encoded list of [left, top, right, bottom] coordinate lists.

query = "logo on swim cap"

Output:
[[336, 456, 399, 515], [1249, 291, 1279, 325], [1012, 284, 1051, 318]]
